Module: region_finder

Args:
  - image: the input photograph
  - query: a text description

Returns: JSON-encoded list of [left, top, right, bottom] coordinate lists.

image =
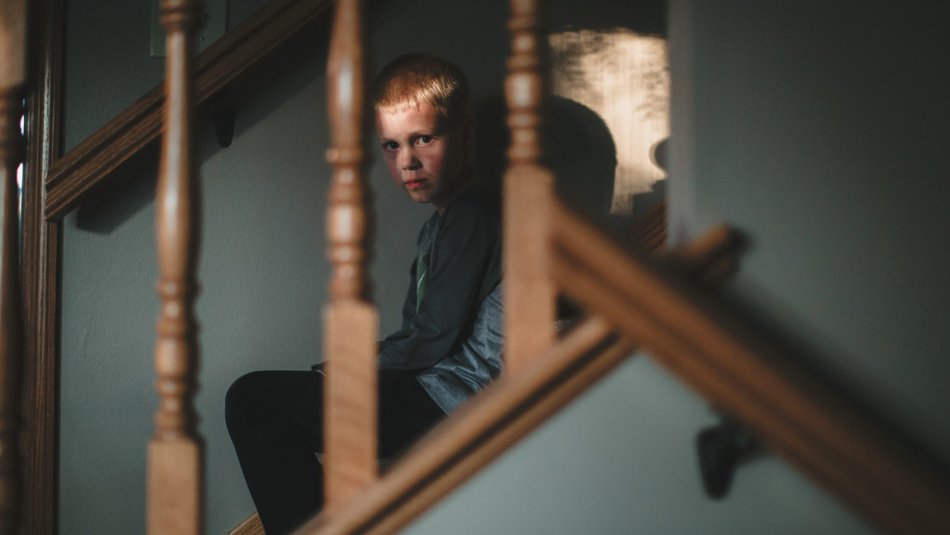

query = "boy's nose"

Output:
[[398, 149, 421, 171]]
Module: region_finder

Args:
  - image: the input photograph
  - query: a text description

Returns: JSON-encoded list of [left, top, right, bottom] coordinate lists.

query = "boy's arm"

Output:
[[378, 196, 501, 370], [376, 262, 418, 351]]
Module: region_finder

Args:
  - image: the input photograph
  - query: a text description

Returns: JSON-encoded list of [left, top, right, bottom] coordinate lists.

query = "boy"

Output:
[[226, 54, 503, 534]]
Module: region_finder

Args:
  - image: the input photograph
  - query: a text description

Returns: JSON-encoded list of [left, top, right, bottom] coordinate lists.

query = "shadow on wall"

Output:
[[75, 143, 160, 233], [475, 95, 662, 237]]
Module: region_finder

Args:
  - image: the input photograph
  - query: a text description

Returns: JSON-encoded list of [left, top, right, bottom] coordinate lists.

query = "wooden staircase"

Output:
[[3, 0, 950, 534]]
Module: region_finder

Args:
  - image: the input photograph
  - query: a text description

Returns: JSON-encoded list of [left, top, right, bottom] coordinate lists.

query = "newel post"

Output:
[[148, 0, 203, 533], [0, 2, 26, 533], [504, 0, 557, 373], [323, 0, 379, 511]]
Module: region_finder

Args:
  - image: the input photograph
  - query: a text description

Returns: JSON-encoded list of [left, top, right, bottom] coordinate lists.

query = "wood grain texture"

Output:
[[20, 1, 65, 533], [323, 304, 378, 510], [322, 0, 379, 511], [662, 223, 743, 286], [324, 0, 366, 304], [148, 441, 202, 535], [148, 2, 204, 533], [503, 0, 556, 374], [549, 199, 950, 535], [43, 0, 335, 221], [227, 513, 264, 535], [0, 3, 25, 533]]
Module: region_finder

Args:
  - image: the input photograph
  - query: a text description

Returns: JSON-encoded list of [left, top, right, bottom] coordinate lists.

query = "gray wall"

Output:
[[668, 0, 950, 460], [56, 0, 920, 533]]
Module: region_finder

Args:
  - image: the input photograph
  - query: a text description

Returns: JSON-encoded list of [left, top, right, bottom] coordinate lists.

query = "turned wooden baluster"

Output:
[[504, 0, 556, 373], [0, 3, 25, 534], [148, 1, 203, 533], [323, 0, 379, 511]]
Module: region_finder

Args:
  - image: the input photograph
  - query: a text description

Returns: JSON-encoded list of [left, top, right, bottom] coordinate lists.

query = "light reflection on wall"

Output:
[[550, 29, 669, 215]]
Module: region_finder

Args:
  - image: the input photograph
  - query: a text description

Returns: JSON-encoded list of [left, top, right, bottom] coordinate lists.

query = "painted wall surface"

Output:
[[406, 356, 867, 535], [661, 0, 950, 530], [57, 0, 892, 533], [668, 0, 950, 459]]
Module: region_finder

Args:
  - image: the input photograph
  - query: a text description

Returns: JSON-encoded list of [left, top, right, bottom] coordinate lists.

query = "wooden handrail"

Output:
[[147, 1, 203, 533], [549, 199, 950, 534], [0, 2, 26, 533], [228, 514, 265, 535], [43, 0, 335, 221], [664, 222, 742, 284], [299, 317, 633, 534]]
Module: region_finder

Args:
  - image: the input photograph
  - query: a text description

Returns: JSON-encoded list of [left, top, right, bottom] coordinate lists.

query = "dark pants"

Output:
[[225, 369, 446, 535]]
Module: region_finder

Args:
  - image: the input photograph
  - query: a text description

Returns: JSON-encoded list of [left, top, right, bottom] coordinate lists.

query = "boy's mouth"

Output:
[[405, 178, 428, 190]]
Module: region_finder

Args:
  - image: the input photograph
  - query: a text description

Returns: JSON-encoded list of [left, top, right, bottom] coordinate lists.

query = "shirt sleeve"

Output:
[[376, 259, 419, 353], [378, 194, 501, 370]]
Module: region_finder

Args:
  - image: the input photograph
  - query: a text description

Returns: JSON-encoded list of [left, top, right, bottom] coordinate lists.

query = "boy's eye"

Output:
[[382, 141, 399, 151], [416, 135, 434, 145]]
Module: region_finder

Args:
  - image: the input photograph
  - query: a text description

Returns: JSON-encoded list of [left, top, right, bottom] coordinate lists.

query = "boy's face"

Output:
[[376, 102, 469, 211]]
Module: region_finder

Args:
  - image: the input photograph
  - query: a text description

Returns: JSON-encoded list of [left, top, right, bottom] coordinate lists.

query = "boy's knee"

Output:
[[225, 371, 268, 426]]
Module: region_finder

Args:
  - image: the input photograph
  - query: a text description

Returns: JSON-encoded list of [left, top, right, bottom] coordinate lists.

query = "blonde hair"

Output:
[[372, 54, 473, 127]]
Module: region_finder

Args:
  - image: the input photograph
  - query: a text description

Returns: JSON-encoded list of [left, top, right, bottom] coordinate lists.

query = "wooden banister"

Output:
[[288, 229, 735, 534], [323, 0, 379, 511], [0, 2, 26, 533], [147, 1, 203, 533], [43, 0, 335, 221], [20, 2, 65, 533], [228, 513, 265, 535], [227, 201, 677, 535], [665, 223, 742, 284], [502, 0, 557, 374], [33, 0, 943, 532], [299, 317, 633, 534], [549, 199, 950, 534]]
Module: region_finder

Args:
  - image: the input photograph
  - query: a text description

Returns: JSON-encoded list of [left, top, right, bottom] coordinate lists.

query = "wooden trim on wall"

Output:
[[21, 0, 65, 534], [43, 0, 335, 221]]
